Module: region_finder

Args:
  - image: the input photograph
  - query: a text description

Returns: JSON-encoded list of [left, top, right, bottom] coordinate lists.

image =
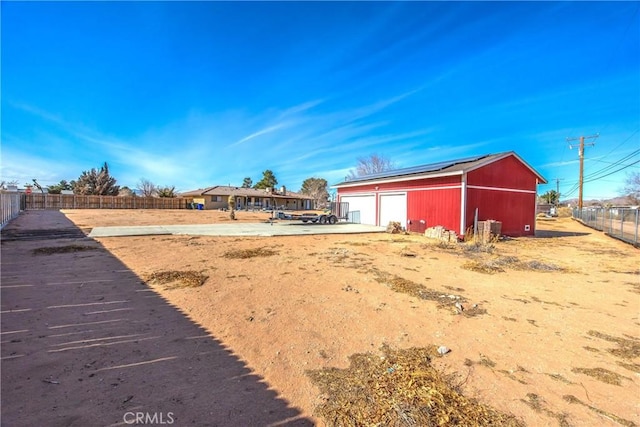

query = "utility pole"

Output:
[[553, 178, 564, 206], [567, 134, 598, 209]]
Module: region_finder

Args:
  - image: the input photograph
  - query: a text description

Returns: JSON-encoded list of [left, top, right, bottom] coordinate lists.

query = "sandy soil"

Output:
[[9, 209, 640, 425]]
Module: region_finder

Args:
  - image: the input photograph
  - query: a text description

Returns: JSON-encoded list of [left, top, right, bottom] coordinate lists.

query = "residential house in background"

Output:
[[180, 186, 314, 210]]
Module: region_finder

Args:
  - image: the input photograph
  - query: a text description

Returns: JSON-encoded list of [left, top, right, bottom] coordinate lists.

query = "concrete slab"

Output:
[[88, 222, 386, 238]]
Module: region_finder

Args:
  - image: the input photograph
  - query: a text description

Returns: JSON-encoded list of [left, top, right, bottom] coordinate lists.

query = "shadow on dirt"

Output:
[[1, 211, 312, 426], [535, 230, 592, 238]]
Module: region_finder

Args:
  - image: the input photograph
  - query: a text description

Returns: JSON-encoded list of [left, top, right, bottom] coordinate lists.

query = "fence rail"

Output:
[[0, 192, 22, 229], [25, 194, 187, 210], [573, 207, 639, 247]]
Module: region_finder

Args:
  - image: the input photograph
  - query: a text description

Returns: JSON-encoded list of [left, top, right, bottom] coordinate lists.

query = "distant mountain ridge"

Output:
[[560, 196, 634, 206]]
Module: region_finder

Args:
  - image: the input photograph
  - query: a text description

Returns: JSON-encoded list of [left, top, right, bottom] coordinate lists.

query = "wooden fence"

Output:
[[25, 194, 187, 210]]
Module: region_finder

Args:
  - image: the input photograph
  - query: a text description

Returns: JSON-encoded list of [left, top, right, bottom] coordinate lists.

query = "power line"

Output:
[[562, 151, 640, 197], [583, 159, 640, 183], [584, 148, 640, 179], [595, 128, 639, 161]]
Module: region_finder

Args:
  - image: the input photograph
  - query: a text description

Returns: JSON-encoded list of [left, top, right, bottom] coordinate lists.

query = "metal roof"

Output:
[[340, 154, 490, 184], [333, 151, 547, 186]]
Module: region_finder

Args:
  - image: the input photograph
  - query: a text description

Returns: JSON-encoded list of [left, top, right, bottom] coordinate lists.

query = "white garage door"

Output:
[[340, 195, 376, 225], [379, 193, 407, 229]]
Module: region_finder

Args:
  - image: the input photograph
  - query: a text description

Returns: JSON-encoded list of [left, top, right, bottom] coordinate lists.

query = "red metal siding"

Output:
[[338, 176, 462, 230], [337, 154, 542, 236], [467, 155, 538, 191], [466, 188, 536, 236], [407, 188, 461, 233]]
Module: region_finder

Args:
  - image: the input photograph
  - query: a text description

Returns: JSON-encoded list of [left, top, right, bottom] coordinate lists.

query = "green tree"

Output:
[[47, 180, 72, 194], [540, 190, 560, 204], [242, 177, 253, 188], [300, 177, 329, 209], [118, 186, 136, 197], [347, 154, 395, 179], [157, 186, 177, 198], [73, 162, 120, 195], [253, 170, 278, 189]]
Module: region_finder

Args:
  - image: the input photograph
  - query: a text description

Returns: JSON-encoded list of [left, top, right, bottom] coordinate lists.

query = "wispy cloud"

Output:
[[541, 160, 579, 168], [230, 123, 290, 147]]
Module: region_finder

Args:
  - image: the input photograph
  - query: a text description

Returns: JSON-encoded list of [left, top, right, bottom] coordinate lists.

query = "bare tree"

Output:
[[137, 178, 158, 197], [300, 177, 329, 209], [347, 154, 395, 179], [0, 180, 19, 190], [623, 171, 640, 205]]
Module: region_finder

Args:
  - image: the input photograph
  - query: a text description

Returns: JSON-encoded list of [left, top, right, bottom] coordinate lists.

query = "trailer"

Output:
[[274, 202, 349, 225]]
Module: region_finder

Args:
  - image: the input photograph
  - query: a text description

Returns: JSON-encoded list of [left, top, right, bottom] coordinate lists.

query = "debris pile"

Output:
[[425, 226, 459, 243], [307, 345, 523, 426], [222, 247, 278, 259], [476, 220, 502, 244], [386, 221, 403, 234], [145, 270, 208, 289]]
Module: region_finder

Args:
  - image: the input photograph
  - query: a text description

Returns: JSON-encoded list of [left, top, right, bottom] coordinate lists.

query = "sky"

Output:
[[2, 1, 639, 200]]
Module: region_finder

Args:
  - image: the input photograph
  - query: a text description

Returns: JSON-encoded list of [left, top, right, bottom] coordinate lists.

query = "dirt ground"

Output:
[[5, 209, 640, 426]]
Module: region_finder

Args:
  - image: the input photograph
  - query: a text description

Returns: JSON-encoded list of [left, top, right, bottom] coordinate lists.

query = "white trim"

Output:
[[405, 185, 461, 192], [467, 185, 537, 194], [378, 192, 408, 228], [333, 171, 463, 188], [339, 191, 375, 198], [460, 173, 467, 235], [377, 192, 407, 197], [340, 185, 461, 196], [533, 178, 539, 234]]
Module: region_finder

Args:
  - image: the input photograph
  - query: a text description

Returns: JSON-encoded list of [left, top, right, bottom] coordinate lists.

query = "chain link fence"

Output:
[[1, 192, 22, 229], [573, 207, 639, 247]]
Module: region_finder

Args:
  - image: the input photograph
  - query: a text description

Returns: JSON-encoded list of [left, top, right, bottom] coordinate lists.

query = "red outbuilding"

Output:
[[334, 151, 547, 237]]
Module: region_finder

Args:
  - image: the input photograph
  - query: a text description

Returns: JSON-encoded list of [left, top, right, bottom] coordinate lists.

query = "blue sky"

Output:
[[2, 1, 638, 200]]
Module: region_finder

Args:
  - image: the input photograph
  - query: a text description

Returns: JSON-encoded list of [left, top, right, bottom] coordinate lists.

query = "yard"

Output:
[[5, 209, 640, 426]]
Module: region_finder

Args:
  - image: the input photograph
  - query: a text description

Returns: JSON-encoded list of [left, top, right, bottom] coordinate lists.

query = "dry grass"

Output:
[[478, 356, 497, 368], [32, 244, 99, 255], [461, 260, 505, 274], [587, 330, 640, 359], [461, 256, 563, 274], [563, 395, 636, 427], [570, 367, 628, 386], [545, 373, 573, 384], [145, 270, 208, 290], [306, 345, 523, 427], [222, 247, 279, 259], [521, 393, 570, 427], [370, 270, 486, 317], [616, 361, 640, 373]]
